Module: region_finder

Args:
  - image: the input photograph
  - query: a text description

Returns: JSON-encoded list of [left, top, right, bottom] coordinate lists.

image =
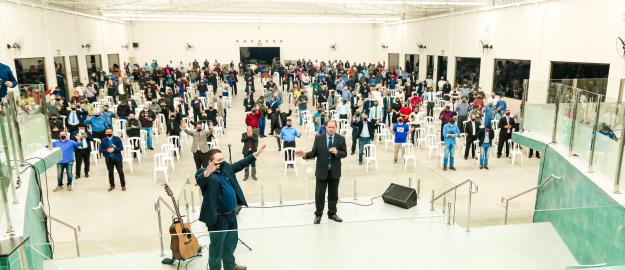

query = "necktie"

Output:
[[70, 111, 78, 125], [327, 136, 333, 169]]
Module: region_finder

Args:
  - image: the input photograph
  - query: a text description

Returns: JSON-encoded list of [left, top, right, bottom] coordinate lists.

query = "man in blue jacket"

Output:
[[0, 63, 18, 101], [52, 131, 80, 191], [442, 118, 461, 171], [196, 144, 266, 270], [85, 110, 109, 139], [100, 128, 125, 191]]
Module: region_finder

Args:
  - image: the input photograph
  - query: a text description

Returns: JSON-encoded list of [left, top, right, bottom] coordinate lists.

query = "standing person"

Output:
[[84, 110, 108, 139], [126, 113, 142, 153], [478, 125, 495, 170], [390, 117, 410, 163], [442, 118, 460, 171], [349, 113, 360, 155], [196, 144, 267, 270], [100, 128, 126, 191], [139, 104, 156, 150], [244, 107, 262, 136], [497, 110, 515, 158], [243, 94, 255, 113], [355, 113, 376, 165], [49, 115, 64, 140], [73, 125, 92, 179], [241, 126, 259, 181], [455, 96, 471, 132], [52, 131, 80, 192], [463, 114, 480, 160], [296, 120, 347, 224], [439, 105, 454, 141], [0, 62, 18, 101], [279, 119, 300, 149], [269, 106, 292, 151], [424, 88, 436, 117], [184, 122, 213, 170], [297, 89, 309, 126]]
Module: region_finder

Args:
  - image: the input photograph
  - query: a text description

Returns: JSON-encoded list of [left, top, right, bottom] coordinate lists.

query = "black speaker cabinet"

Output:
[[132, 42, 139, 48], [382, 183, 417, 209]]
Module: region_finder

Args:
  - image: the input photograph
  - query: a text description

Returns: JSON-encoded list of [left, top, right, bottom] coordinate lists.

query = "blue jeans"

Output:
[[480, 143, 491, 166], [298, 110, 307, 126], [358, 137, 371, 162], [207, 214, 238, 270], [143, 127, 153, 148], [259, 116, 266, 136], [443, 143, 455, 168], [57, 163, 73, 187]]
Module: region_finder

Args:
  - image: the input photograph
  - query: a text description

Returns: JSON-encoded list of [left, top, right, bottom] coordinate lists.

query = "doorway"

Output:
[[404, 54, 419, 76], [388, 53, 399, 71], [239, 47, 280, 72]]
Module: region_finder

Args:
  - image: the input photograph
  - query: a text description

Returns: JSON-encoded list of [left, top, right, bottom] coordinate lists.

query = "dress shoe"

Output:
[[85, 173, 89, 178], [484, 166, 489, 170], [243, 175, 249, 181], [450, 167, 456, 171], [329, 215, 343, 222], [314, 216, 322, 224], [479, 166, 483, 169], [443, 167, 447, 171], [108, 186, 115, 192], [122, 186, 126, 191], [232, 264, 247, 270], [75, 175, 80, 179]]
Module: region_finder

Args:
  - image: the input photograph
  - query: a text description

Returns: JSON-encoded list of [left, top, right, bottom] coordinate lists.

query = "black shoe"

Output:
[[85, 173, 89, 178], [497, 155, 501, 158], [148, 147, 154, 150], [314, 216, 322, 224], [479, 166, 483, 169], [358, 161, 363, 165], [329, 215, 343, 223], [464, 157, 467, 160], [484, 166, 489, 170], [350, 152, 355, 155], [75, 175, 80, 179], [450, 167, 456, 171], [443, 167, 447, 171]]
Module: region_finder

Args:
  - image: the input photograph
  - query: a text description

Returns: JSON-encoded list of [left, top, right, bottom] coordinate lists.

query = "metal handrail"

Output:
[[32, 203, 81, 257], [501, 173, 562, 225], [430, 179, 478, 232], [565, 263, 608, 269], [154, 195, 176, 257]]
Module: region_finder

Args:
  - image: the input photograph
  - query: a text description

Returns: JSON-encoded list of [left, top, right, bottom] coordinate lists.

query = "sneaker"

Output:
[[67, 185, 73, 191], [53, 187, 63, 192]]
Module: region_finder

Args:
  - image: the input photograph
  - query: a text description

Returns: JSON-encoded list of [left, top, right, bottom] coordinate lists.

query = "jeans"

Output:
[[480, 143, 491, 166], [142, 127, 153, 148], [358, 137, 371, 162], [57, 163, 73, 187], [443, 143, 455, 168], [207, 214, 238, 270], [259, 116, 266, 136]]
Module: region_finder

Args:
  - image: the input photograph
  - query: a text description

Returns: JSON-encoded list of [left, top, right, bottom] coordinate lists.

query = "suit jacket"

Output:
[[498, 116, 515, 137], [355, 120, 376, 139], [99, 136, 123, 161], [243, 98, 255, 112], [477, 128, 495, 146], [270, 110, 292, 132], [464, 120, 481, 137], [183, 128, 213, 153], [195, 155, 255, 227], [241, 132, 258, 155], [304, 133, 347, 180]]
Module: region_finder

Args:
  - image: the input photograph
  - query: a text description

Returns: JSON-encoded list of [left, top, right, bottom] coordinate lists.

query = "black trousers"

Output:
[[315, 174, 340, 217], [105, 158, 126, 187], [427, 102, 434, 117], [193, 151, 208, 169], [351, 137, 358, 154], [75, 148, 90, 176], [283, 141, 296, 148], [529, 149, 540, 158], [464, 135, 477, 158], [497, 135, 511, 157]]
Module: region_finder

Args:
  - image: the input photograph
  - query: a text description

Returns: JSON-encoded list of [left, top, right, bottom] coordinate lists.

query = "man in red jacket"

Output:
[[245, 106, 262, 136]]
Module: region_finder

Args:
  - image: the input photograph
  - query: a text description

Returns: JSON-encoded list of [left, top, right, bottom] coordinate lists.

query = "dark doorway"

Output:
[[239, 47, 280, 70], [548, 61, 609, 102], [493, 59, 531, 99], [426, 55, 434, 79], [455, 57, 481, 88], [404, 54, 418, 76], [14, 57, 47, 88], [53, 56, 68, 99], [436, 56, 448, 88]]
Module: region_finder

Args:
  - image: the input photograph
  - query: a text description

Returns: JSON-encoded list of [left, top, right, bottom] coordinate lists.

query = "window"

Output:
[[53, 56, 68, 98], [14, 57, 47, 89], [548, 62, 609, 102], [436, 56, 448, 88], [404, 54, 419, 77], [455, 57, 481, 88], [493, 59, 531, 99]]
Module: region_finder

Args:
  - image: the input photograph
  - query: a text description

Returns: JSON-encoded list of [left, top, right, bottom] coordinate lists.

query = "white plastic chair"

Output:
[[127, 137, 142, 162], [90, 138, 101, 164], [426, 134, 439, 158], [363, 144, 379, 172], [153, 153, 169, 184], [207, 141, 216, 150], [384, 129, 394, 151], [282, 147, 297, 176], [375, 123, 386, 143], [139, 129, 148, 152], [415, 128, 427, 150], [402, 143, 417, 170], [160, 144, 176, 170], [122, 145, 134, 173], [168, 135, 182, 158], [510, 140, 524, 165]]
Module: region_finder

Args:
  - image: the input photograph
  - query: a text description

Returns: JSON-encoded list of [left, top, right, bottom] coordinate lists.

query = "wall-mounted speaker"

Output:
[[132, 42, 139, 48]]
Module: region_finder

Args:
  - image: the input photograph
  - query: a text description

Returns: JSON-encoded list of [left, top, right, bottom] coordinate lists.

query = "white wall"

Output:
[[0, 1, 131, 92], [377, 0, 625, 102], [129, 22, 379, 66]]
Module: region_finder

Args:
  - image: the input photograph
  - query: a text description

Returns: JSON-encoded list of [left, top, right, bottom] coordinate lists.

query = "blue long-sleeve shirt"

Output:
[[279, 126, 301, 142], [52, 139, 80, 164], [101, 111, 115, 127], [85, 116, 109, 133], [495, 100, 507, 112], [99, 136, 124, 161], [0, 63, 18, 99], [443, 123, 461, 145]]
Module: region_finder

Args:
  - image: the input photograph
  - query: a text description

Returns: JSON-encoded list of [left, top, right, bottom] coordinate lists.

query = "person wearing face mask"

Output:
[[197, 144, 267, 270], [279, 119, 301, 164], [116, 99, 132, 121], [139, 105, 156, 150], [243, 94, 255, 113], [126, 113, 142, 152], [477, 125, 495, 170], [355, 114, 376, 165], [497, 110, 516, 158], [312, 107, 325, 133], [368, 101, 383, 125], [52, 131, 81, 192], [241, 126, 259, 180], [100, 128, 126, 191], [185, 123, 213, 170], [100, 105, 115, 128], [72, 124, 92, 179], [455, 96, 471, 132], [269, 105, 293, 151], [49, 115, 64, 140], [464, 114, 481, 160], [166, 110, 182, 138], [442, 118, 460, 171], [337, 99, 349, 120], [439, 105, 455, 141], [84, 110, 109, 139], [390, 117, 410, 163]]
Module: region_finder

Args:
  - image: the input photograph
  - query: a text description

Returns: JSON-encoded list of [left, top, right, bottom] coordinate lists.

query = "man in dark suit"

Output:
[[497, 110, 516, 158], [355, 114, 377, 164], [243, 94, 255, 112], [296, 120, 347, 224], [269, 106, 292, 151], [196, 144, 266, 270], [99, 128, 125, 191], [241, 126, 258, 180], [463, 114, 480, 160]]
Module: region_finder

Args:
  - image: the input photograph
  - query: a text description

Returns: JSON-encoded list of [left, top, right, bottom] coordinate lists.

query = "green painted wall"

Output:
[[513, 133, 625, 266]]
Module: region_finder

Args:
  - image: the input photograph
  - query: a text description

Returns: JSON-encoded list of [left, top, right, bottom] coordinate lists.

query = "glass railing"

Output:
[[521, 78, 625, 193], [14, 84, 51, 157]]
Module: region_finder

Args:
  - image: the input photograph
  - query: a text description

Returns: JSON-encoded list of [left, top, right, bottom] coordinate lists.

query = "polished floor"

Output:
[[41, 78, 544, 260]]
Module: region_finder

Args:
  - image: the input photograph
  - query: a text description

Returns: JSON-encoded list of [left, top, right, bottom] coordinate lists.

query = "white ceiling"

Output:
[[22, 0, 529, 23]]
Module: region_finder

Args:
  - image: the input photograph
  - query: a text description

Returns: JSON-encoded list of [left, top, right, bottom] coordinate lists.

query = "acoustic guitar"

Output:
[[164, 184, 199, 260]]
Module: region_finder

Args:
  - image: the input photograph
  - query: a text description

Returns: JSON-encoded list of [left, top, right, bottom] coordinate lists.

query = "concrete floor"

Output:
[[42, 78, 543, 259]]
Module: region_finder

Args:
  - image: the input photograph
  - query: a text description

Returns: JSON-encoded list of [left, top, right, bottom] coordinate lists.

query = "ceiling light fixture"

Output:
[[102, 13, 401, 24], [265, 0, 488, 6]]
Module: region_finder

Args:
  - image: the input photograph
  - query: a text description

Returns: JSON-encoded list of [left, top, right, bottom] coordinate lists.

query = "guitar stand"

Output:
[[238, 238, 252, 251], [161, 247, 203, 270]]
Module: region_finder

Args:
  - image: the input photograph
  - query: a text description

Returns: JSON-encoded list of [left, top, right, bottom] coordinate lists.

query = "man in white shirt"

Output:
[[425, 75, 433, 90], [337, 100, 350, 119], [368, 101, 383, 124], [487, 92, 499, 104], [424, 89, 437, 117], [437, 76, 445, 91]]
